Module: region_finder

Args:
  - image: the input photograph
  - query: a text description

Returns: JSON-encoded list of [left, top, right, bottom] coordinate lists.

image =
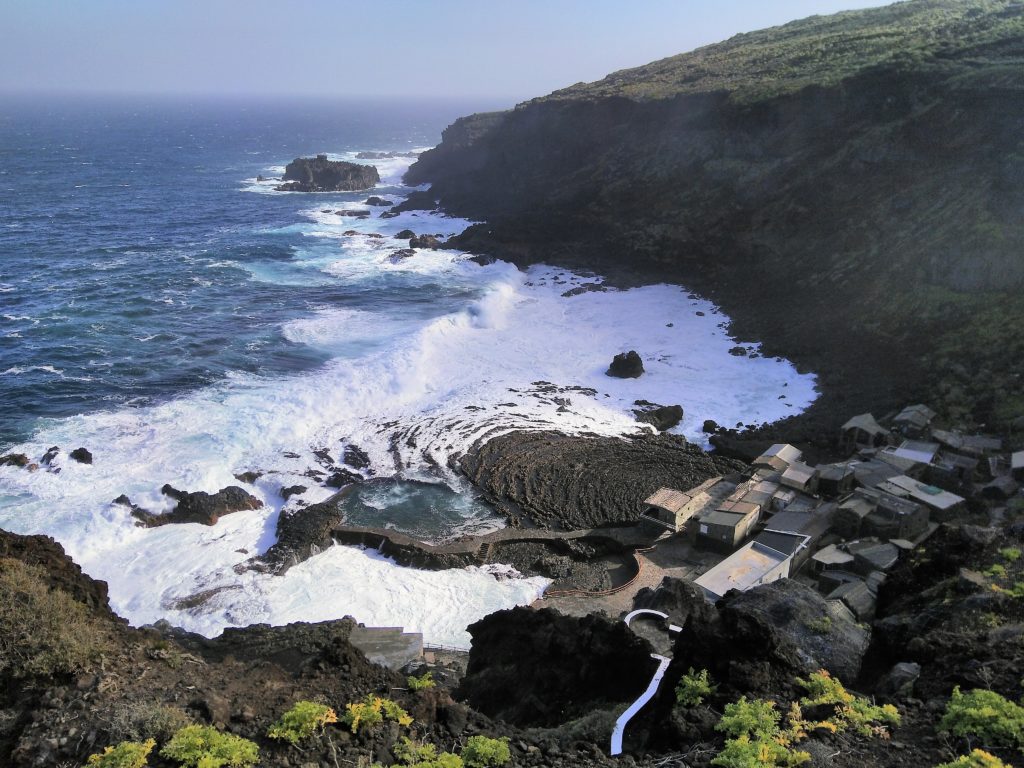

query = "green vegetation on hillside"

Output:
[[541, 0, 1024, 103]]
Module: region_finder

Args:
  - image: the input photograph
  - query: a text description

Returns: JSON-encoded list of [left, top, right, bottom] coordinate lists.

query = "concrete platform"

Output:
[[349, 625, 424, 671]]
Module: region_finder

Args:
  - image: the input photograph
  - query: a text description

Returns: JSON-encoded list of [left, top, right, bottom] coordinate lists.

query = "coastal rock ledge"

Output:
[[275, 154, 380, 192]]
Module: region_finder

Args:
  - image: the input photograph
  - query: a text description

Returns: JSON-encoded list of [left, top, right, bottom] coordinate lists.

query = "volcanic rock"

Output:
[[633, 403, 684, 431], [280, 485, 307, 501], [394, 229, 416, 239], [69, 447, 93, 464], [40, 446, 59, 466], [132, 485, 263, 527], [0, 453, 30, 468], [324, 469, 362, 489], [606, 350, 644, 378], [455, 607, 655, 727], [389, 249, 417, 263], [460, 429, 743, 529], [258, 498, 344, 574], [342, 444, 371, 470], [364, 196, 392, 206], [275, 155, 379, 192], [409, 234, 444, 249], [391, 190, 439, 213]]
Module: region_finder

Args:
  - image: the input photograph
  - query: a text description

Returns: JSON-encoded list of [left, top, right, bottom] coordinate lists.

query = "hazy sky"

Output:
[[1, 1, 894, 102]]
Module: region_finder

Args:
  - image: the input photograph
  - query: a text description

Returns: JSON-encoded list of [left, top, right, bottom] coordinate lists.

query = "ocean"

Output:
[[0, 95, 817, 646]]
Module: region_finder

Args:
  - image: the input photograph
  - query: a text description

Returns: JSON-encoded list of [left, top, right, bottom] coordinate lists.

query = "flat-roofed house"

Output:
[[752, 444, 803, 473], [696, 501, 762, 552], [694, 540, 792, 602], [876, 474, 966, 522], [642, 478, 719, 532]]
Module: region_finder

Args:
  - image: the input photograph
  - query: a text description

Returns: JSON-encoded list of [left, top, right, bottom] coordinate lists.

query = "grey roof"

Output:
[[819, 463, 855, 482], [1013, 450, 1024, 471], [841, 413, 888, 436], [828, 580, 876, 620], [694, 541, 789, 599], [933, 430, 1003, 455], [894, 404, 936, 428]]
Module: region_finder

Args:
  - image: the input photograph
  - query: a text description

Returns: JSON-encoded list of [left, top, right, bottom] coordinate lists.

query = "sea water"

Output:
[[0, 95, 817, 646]]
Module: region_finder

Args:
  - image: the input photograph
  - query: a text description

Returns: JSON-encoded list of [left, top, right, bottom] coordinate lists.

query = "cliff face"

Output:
[[407, 0, 1024, 428]]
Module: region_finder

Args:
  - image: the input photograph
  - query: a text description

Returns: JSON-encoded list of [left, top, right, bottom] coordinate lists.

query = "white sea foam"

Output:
[[0, 160, 818, 648]]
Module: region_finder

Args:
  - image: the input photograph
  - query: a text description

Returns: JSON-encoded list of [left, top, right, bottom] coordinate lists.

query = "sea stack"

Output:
[[275, 154, 380, 192]]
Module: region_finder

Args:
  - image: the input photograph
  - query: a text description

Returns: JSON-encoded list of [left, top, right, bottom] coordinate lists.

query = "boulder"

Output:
[[391, 190, 439, 213], [409, 234, 444, 249], [132, 485, 263, 527], [69, 447, 93, 465], [455, 607, 655, 727], [669, 579, 870, 695], [394, 229, 416, 239], [379, 210, 401, 219], [325, 469, 362, 488], [875, 661, 921, 702], [275, 155, 379, 192], [342, 444, 371, 470], [607, 350, 644, 378], [364, 196, 392, 206], [728, 345, 748, 356], [389, 249, 417, 263], [702, 419, 720, 433], [634, 404, 684, 431], [0, 453, 30, 468], [40, 446, 59, 466], [280, 485, 307, 501], [257, 499, 345, 574]]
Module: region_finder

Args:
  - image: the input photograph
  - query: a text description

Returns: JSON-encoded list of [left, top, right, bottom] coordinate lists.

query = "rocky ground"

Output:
[[459, 430, 745, 530]]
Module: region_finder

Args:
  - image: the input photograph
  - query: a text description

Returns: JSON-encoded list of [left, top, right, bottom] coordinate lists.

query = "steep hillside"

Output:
[[407, 0, 1024, 435]]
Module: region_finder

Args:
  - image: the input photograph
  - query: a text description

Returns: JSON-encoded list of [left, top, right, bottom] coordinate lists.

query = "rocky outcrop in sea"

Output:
[[275, 155, 380, 192]]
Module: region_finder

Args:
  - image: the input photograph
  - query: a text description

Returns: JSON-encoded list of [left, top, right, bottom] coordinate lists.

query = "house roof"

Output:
[[878, 474, 964, 511], [841, 413, 888, 436], [812, 544, 855, 567], [933, 430, 1003, 456], [645, 485, 709, 514], [850, 459, 902, 489], [694, 541, 789, 599], [1013, 451, 1024, 471], [701, 509, 748, 528], [716, 500, 761, 518], [819, 463, 855, 482], [781, 461, 818, 490], [894, 404, 936, 428], [753, 443, 802, 470]]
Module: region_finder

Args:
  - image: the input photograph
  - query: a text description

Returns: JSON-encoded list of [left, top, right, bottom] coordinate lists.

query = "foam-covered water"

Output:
[[0, 96, 817, 647]]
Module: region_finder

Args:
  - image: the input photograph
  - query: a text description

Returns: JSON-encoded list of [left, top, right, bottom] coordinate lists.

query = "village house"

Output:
[[817, 463, 856, 498], [840, 413, 891, 454], [1012, 450, 1024, 483], [695, 500, 762, 552], [694, 539, 792, 602], [892, 404, 936, 439], [875, 474, 966, 522], [780, 460, 819, 495], [641, 478, 720, 532], [752, 443, 802, 473]]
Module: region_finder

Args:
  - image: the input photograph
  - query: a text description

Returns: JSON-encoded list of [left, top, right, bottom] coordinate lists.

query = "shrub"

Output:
[[713, 697, 810, 768], [160, 725, 259, 768], [676, 668, 716, 708], [341, 695, 413, 733], [267, 700, 337, 745], [85, 739, 155, 768], [796, 670, 900, 737], [939, 687, 1024, 750], [936, 750, 1011, 768], [985, 564, 1007, 579], [391, 737, 464, 767], [408, 671, 437, 691], [461, 735, 511, 767], [105, 702, 191, 743], [804, 616, 832, 634], [999, 548, 1021, 563], [0, 558, 108, 678]]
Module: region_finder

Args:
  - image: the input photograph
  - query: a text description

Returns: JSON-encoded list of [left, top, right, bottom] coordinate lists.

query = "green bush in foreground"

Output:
[[461, 735, 512, 767], [160, 725, 259, 768], [391, 737, 464, 767], [939, 687, 1024, 751], [936, 750, 1011, 768], [85, 739, 155, 768], [713, 698, 810, 768], [0, 558, 108, 678], [675, 667, 716, 708], [267, 700, 337, 745], [796, 670, 900, 737], [408, 671, 437, 691], [341, 695, 413, 733]]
